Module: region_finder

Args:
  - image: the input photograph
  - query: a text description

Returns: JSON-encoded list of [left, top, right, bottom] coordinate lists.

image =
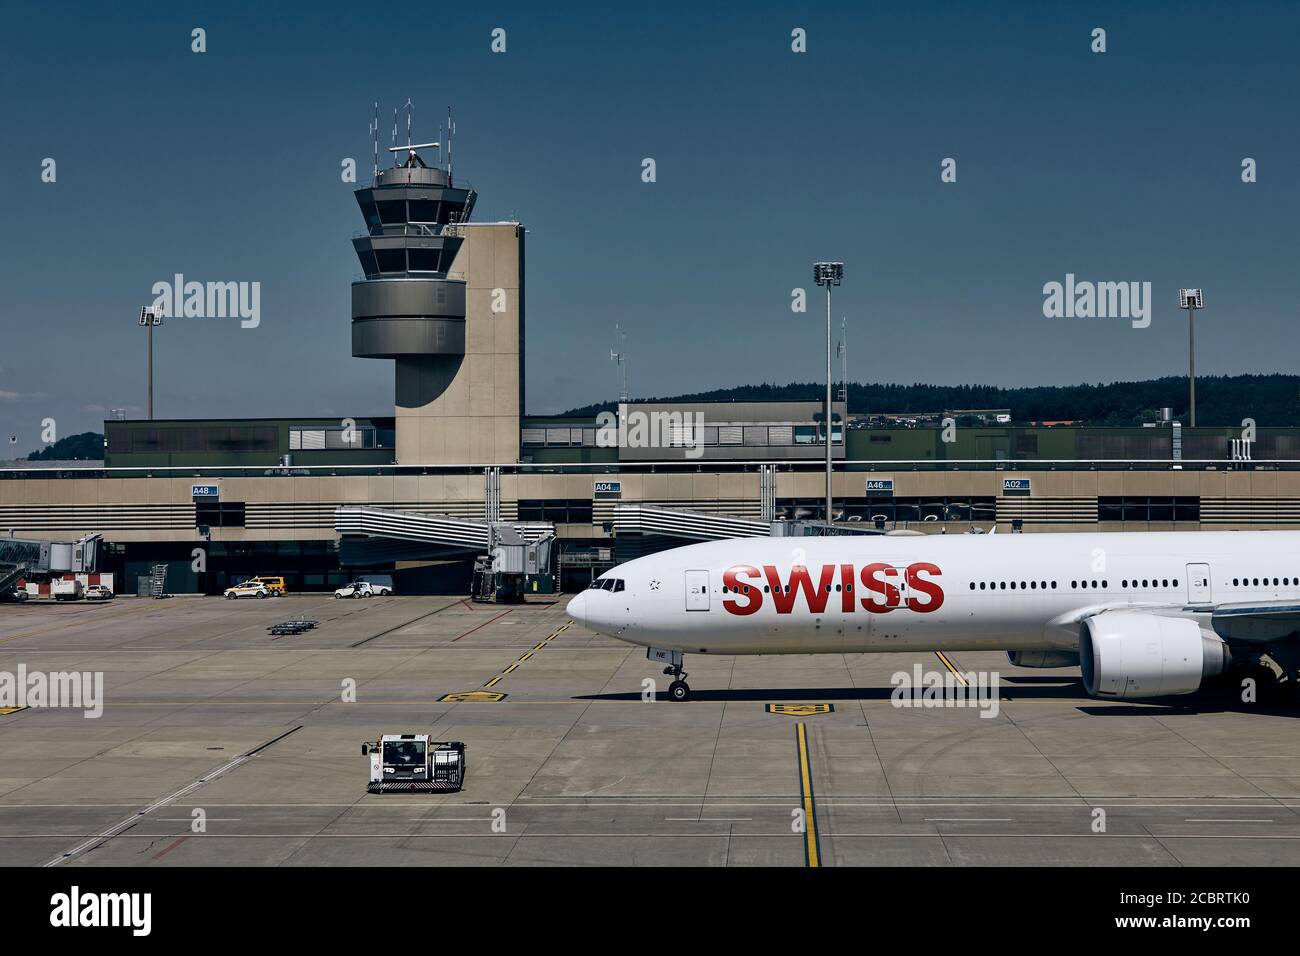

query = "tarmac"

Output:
[[2, 593, 1299, 867]]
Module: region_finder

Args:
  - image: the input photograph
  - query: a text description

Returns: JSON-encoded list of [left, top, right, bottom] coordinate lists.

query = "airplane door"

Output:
[[685, 569, 710, 611], [1186, 564, 1212, 604]]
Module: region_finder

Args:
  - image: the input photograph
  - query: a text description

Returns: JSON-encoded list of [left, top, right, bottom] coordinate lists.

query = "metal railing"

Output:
[[2, 458, 1297, 481]]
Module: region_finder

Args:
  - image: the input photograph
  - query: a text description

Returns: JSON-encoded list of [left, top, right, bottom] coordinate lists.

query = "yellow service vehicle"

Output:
[[249, 576, 287, 596]]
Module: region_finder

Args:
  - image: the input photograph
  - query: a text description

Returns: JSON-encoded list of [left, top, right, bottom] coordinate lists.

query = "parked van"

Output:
[[249, 576, 287, 596]]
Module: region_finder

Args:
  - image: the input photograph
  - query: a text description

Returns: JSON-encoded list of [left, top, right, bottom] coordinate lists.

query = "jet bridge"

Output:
[[610, 505, 887, 541], [334, 506, 556, 597], [0, 534, 102, 595]]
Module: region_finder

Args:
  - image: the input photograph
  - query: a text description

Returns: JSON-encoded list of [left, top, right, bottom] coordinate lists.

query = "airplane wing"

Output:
[[1047, 600, 1300, 646], [1210, 601, 1300, 643]]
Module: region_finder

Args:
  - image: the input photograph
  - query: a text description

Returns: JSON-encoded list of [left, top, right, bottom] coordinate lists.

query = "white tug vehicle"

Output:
[[361, 734, 466, 793]]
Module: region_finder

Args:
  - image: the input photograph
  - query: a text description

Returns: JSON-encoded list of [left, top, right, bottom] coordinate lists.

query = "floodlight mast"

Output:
[[1178, 289, 1204, 427], [813, 262, 844, 525], [138, 306, 163, 420]]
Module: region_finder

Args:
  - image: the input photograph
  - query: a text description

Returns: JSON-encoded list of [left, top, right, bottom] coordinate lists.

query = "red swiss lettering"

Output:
[[722, 565, 763, 615], [904, 562, 944, 612]]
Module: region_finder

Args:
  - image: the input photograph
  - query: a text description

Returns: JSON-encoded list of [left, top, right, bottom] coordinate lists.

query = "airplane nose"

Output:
[[565, 591, 588, 625]]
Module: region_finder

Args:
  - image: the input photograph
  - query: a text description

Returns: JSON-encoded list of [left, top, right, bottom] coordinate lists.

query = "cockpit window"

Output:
[[613, 579, 625, 592], [589, 578, 624, 592]]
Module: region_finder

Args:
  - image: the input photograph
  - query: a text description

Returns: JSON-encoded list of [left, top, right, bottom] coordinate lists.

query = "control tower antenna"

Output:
[[447, 106, 455, 184], [391, 108, 398, 166], [405, 97, 413, 152], [610, 324, 629, 403], [370, 102, 379, 179]]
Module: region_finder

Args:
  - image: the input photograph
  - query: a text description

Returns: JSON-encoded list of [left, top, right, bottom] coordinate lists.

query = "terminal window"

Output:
[[195, 501, 246, 528], [517, 499, 594, 524], [1097, 496, 1200, 522]]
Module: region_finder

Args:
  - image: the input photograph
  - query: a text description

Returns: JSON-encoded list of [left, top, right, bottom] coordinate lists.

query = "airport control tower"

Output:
[[351, 108, 523, 463]]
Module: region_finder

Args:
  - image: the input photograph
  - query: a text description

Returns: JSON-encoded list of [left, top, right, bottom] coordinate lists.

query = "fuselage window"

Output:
[[1051, 581, 1057, 589], [1030, 581, 1037, 589], [1071, 580, 1077, 589], [999, 582, 1006, 590], [1102, 580, 1108, 588]]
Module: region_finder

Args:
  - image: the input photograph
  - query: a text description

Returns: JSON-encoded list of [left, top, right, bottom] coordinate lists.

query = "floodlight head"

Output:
[[1178, 288, 1204, 309], [813, 262, 844, 287]]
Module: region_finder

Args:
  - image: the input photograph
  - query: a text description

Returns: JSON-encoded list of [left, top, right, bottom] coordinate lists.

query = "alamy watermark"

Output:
[[0, 665, 103, 718], [596, 409, 706, 459], [149, 273, 260, 328], [1042, 273, 1151, 329], [891, 664, 1000, 719]]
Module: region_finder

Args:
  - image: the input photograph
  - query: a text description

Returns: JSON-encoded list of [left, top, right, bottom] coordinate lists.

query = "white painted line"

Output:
[[1183, 818, 1274, 823], [925, 818, 1014, 823], [665, 817, 753, 822]]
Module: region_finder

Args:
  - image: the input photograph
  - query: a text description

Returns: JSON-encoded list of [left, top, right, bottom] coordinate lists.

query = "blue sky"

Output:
[[2, 0, 1298, 451]]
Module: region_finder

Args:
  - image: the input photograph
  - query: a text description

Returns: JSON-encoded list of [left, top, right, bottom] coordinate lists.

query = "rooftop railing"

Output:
[[0, 459, 1291, 481]]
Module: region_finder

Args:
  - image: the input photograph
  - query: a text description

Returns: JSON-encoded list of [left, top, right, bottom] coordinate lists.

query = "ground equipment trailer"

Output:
[[361, 735, 466, 793]]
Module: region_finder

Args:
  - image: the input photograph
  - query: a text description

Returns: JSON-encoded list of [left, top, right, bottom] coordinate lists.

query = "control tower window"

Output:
[[375, 250, 405, 273], [408, 249, 440, 272], [408, 199, 439, 222], [377, 200, 407, 224]]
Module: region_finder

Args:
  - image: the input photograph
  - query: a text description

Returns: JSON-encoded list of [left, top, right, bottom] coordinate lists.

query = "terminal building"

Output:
[[4, 130, 1300, 594]]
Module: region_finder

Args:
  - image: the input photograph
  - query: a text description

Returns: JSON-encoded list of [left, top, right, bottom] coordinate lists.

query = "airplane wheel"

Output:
[[668, 680, 690, 702]]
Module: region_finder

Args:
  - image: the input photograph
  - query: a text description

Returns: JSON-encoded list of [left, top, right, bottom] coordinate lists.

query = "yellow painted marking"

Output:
[[797, 723, 820, 867], [767, 703, 833, 717], [545, 635, 556, 642], [517, 652, 533, 663], [502, 663, 519, 674], [483, 677, 503, 688], [0, 707, 29, 716], [534, 642, 548, 650], [934, 651, 968, 686], [440, 690, 505, 702]]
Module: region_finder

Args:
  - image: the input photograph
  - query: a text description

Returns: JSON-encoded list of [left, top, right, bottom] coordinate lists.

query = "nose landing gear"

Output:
[[649, 647, 690, 702]]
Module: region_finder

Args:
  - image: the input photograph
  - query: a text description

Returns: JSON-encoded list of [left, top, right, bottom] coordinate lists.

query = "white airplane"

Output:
[[565, 529, 1300, 703]]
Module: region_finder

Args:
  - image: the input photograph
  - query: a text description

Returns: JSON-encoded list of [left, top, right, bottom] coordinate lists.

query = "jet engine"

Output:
[[1007, 649, 1080, 668], [1079, 611, 1231, 699]]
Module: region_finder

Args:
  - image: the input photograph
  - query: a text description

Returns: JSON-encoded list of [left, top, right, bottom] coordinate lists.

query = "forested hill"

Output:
[[555, 374, 1300, 426]]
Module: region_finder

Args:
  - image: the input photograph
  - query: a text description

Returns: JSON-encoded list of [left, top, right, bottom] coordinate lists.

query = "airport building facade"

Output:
[[4, 143, 1300, 594]]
